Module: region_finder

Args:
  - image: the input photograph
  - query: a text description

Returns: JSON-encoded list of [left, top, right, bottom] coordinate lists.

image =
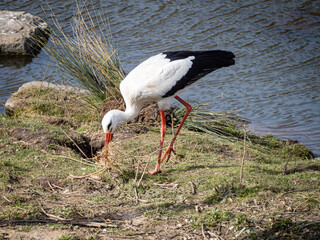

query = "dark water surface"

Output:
[[1, 0, 319, 155]]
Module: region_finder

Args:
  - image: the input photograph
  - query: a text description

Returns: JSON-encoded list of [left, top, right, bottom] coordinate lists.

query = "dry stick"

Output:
[[207, 231, 225, 240], [133, 156, 152, 204], [201, 223, 208, 240], [0, 219, 118, 228], [49, 154, 96, 167], [133, 160, 141, 204], [39, 203, 69, 221], [38, 204, 118, 227], [283, 145, 296, 175], [137, 156, 152, 187], [190, 181, 197, 195], [69, 167, 107, 179], [47, 181, 56, 192], [2, 195, 11, 203], [62, 129, 88, 159], [239, 128, 247, 185]]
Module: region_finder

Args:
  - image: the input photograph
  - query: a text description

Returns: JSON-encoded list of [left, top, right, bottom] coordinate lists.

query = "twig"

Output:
[[0, 218, 118, 228], [134, 160, 140, 184], [207, 231, 225, 240], [137, 156, 151, 187], [275, 189, 311, 200], [240, 128, 247, 185], [49, 154, 97, 167], [235, 227, 246, 238], [133, 160, 141, 204], [201, 223, 208, 240], [68, 167, 107, 179], [47, 181, 56, 192], [2, 195, 11, 203], [37, 201, 118, 227], [153, 183, 179, 189], [283, 145, 296, 175], [189, 181, 197, 195], [133, 156, 151, 204], [51, 183, 65, 190], [39, 204, 69, 221], [62, 129, 88, 158]]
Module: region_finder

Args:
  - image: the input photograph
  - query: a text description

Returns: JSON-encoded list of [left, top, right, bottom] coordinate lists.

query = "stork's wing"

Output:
[[120, 51, 235, 103], [162, 51, 235, 97]]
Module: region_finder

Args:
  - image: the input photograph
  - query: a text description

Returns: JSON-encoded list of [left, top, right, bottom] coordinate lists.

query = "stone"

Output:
[[0, 10, 50, 55], [5, 81, 88, 115]]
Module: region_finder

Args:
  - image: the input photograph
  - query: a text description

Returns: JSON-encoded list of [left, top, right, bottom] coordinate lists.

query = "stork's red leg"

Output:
[[149, 110, 167, 174], [160, 96, 192, 163]]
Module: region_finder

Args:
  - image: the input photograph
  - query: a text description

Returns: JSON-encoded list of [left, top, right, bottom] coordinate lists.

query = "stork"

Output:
[[102, 50, 235, 174]]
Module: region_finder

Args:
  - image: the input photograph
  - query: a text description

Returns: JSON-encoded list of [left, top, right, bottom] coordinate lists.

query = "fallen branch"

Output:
[[133, 160, 141, 204], [133, 156, 152, 204], [28, 204, 119, 228], [0, 219, 118, 228], [283, 145, 296, 175], [240, 128, 247, 185], [201, 223, 208, 240]]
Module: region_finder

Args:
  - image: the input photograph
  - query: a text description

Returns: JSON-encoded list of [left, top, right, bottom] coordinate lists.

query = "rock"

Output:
[[5, 81, 88, 115], [0, 10, 50, 55]]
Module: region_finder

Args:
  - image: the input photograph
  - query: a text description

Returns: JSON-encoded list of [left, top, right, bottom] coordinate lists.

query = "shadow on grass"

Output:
[[242, 219, 320, 240], [138, 201, 195, 216], [165, 163, 234, 174], [284, 163, 320, 175]]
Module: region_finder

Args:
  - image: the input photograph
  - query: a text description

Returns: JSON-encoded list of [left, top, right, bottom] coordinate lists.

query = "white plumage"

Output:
[[120, 53, 195, 113], [102, 50, 235, 174]]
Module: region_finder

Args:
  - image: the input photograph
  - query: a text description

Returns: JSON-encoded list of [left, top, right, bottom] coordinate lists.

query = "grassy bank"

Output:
[[0, 87, 319, 240]]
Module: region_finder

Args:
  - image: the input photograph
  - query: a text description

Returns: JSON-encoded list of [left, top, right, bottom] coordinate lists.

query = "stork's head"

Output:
[[101, 110, 127, 165]]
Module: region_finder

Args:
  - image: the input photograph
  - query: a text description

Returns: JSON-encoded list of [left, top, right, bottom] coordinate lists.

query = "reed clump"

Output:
[[45, 3, 125, 103]]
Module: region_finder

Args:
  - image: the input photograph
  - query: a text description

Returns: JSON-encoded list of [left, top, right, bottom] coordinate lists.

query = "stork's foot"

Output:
[[148, 169, 164, 175], [160, 145, 176, 163]]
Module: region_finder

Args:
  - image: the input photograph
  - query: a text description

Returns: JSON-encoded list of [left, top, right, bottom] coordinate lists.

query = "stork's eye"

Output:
[[107, 121, 112, 131]]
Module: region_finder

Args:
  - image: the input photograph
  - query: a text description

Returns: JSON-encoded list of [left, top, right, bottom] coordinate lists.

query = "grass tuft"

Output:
[[44, 2, 125, 103]]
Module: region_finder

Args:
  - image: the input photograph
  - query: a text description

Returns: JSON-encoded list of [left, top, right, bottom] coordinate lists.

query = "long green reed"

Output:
[[173, 106, 248, 139], [45, 2, 125, 103]]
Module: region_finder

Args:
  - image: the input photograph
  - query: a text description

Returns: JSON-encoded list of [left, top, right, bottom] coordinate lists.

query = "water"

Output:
[[0, 0, 319, 156]]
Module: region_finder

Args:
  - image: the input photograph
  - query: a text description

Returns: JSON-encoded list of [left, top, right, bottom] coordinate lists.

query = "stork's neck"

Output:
[[124, 103, 142, 122]]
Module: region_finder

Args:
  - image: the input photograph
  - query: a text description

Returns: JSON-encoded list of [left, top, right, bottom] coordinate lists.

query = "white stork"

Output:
[[102, 50, 235, 174]]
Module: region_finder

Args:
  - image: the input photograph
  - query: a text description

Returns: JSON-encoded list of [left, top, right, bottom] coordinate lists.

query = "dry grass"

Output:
[[44, 2, 125, 103]]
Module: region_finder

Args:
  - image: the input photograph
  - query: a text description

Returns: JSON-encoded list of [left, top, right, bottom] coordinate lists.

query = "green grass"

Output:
[[0, 86, 319, 239]]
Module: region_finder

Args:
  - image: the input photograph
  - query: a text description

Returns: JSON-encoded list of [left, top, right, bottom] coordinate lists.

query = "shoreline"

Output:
[[3, 81, 317, 158], [0, 82, 319, 239]]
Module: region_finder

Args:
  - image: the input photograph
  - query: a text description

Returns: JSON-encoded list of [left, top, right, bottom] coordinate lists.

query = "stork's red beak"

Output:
[[104, 132, 113, 166]]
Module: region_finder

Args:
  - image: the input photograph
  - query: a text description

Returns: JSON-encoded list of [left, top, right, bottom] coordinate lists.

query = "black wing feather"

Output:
[[162, 50, 235, 98]]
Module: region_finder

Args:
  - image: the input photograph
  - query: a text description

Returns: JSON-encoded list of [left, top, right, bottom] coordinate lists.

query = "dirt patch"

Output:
[[10, 128, 103, 157], [11, 128, 59, 149], [9, 121, 152, 160], [47, 117, 75, 128], [284, 162, 320, 174], [0, 227, 71, 240]]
